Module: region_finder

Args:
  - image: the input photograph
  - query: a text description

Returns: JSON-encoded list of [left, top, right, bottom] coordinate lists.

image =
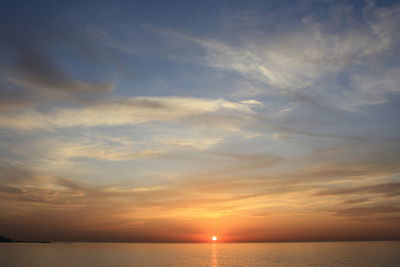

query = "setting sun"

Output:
[[212, 236, 218, 241]]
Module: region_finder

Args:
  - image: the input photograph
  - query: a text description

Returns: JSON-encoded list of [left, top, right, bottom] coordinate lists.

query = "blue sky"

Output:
[[0, 0, 399, 242]]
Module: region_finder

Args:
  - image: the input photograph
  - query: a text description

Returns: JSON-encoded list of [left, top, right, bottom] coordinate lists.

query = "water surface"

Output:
[[1, 241, 399, 267]]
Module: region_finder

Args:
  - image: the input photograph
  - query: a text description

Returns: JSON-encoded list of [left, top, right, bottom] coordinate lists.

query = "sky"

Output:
[[0, 0, 399, 242]]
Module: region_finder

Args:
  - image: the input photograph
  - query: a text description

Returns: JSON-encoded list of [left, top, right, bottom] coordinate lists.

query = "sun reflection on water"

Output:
[[211, 243, 218, 267]]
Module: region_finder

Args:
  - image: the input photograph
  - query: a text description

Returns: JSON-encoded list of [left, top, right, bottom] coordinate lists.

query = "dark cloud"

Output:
[[123, 98, 170, 109], [0, 162, 85, 206], [0, 19, 114, 109], [315, 183, 400, 197], [342, 198, 370, 205], [55, 177, 87, 192], [0, 186, 26, 194], [0, 161, 37, 184], [0, 87, 35, 110], [331, 204, 400, 217]]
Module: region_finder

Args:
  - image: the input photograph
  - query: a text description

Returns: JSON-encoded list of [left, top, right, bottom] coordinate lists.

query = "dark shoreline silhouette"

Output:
[[0, 235, 50, 243]]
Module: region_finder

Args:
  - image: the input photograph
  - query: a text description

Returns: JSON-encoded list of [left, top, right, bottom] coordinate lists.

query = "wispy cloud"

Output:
[[331, 204, 400, 217], [0, 96, 261, 130], [315, 183, 400, 197], [157, 2, 400, 109]]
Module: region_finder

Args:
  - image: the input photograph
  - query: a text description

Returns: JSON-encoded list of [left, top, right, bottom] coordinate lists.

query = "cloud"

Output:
[[48, 139, 161, 162], [158, 1, 400, 109], [0, 86, 35, 110], [0, 162, 82, 206], [169, 159, 400, 208], [1, 40, 113, 94], [0, 96, 261, 130], [0, 161, 38, 185], [343, 67, 400, 108], [205, 152, 283, 174], [1, 157, 399, 242], [315, 183, 400, 197], [342, 198, 370, 205], [157, 137, 222, 150], [331, 204, 400, 217], [0, 18, 115, 109]]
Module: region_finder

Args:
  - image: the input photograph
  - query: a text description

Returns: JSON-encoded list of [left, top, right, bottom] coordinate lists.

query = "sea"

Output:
[[1, 241, 399, 267]]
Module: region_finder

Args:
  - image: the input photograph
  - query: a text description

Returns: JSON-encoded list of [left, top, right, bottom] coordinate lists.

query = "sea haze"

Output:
[[1, 242, 399, 267]]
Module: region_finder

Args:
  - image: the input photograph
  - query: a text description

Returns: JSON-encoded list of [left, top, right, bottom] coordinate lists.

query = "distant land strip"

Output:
[[0, 235, 50, 243]]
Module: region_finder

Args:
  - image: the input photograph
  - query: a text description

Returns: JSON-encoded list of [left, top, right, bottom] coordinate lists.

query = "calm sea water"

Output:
[[1, 241, 399, 267]]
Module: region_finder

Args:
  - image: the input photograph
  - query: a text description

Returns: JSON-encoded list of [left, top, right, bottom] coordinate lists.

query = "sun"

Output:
[[212, 236, 218, 241]]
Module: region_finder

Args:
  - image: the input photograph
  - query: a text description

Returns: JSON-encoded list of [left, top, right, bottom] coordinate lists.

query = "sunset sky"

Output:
[[0, 0, 399, 242]]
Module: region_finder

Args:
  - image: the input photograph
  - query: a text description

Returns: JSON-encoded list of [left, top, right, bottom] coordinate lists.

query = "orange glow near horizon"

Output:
[[212, 236, 218, 241]]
